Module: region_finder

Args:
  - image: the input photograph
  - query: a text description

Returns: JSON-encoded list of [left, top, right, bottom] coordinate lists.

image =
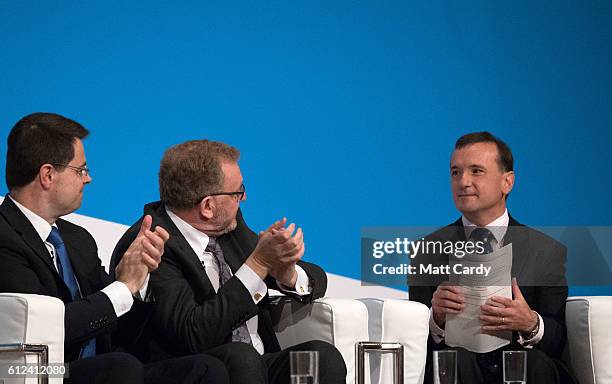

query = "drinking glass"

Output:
[[433, 350, 457, 384], [503, 350, 527, 384]]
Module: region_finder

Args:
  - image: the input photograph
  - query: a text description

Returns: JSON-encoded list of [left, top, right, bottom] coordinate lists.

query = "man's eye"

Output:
[[472, 169, 484, 174], [451, 170, 459, 176]]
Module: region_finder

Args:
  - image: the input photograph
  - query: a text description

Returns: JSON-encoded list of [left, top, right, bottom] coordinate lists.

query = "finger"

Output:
[[438, 283, 463, 295], [274, 217, 287, 229], [271, 223, 296, 243], [482, 324, 510, 332], [434, 303, 463, 314], [153, 225, 170, 242], [281, 228, 304, 252], [489, 296, 513, 307], [141, 253, 160, 271], [480, 304, 510, 317], [279, 244, 305, 263], [280, 223, 296, 238], [433, 297, 464, 311], [479, 314, 506, 325], [144, 229, 166, 251], [511, 278, 524, 301], [141, 240, 162, 262], [138, 215, 153, 236], [435, 288, 465, 304]]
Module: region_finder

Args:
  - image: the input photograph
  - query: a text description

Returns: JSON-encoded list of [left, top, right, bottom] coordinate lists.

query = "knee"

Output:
[[526, 349, 557, 376], [222, 342, 264, 368], [105, 352, 142, 370], [191, 354, 230, 384], [102, 352, 143, 381]]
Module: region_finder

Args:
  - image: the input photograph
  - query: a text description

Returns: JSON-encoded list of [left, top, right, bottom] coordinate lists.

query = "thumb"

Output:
[[138, 215, 152, 236], [511, 277, 524, 300]]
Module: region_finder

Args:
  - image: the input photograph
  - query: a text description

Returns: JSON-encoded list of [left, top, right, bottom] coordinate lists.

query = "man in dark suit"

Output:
[[0, 113, 229, 384], [112, 140, 346, 384], [409, 132, 574, 384]]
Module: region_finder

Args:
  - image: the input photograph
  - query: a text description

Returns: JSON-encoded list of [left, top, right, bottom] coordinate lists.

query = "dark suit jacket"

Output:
[[409, 215, 568, 359], [111, 201, 327, 361], [0, 197, 150, 362]]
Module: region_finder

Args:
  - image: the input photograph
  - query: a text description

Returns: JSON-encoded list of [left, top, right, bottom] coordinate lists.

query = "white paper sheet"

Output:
[[445, 244, 513, 353]]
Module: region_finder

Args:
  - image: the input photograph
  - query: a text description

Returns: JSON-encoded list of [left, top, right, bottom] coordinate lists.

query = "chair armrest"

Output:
[[0, 293, 65, 384], [270, 296, 369, 384], [565, 296, 612, 384]]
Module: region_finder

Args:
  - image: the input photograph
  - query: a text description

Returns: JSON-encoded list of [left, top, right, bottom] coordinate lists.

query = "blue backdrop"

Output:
[[1, 1, 610, 294]]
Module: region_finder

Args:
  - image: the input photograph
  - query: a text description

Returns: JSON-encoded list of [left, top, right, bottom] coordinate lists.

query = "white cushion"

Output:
[[566, 296, 612, 384], [0, 293, 65, 384], [359, 298, 430, 384], [271, 297, 369, 384]]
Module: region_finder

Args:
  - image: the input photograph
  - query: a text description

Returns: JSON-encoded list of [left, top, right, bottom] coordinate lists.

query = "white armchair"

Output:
[[271, 296, 369, 384], [0, 293, 64, 384], [565, 296, 612, 384], [270, 296, 430, 384]]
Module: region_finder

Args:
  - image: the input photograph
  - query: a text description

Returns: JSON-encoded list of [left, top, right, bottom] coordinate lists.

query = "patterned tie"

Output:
[[47, 227, 96, 359], [470, 227, 495, 254], [205, 237, 253, 345]]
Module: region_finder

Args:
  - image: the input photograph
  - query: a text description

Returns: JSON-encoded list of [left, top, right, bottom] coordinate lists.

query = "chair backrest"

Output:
[[358, 298, 430, 384], [565, 296, 612, 384], [271, 296, 369, 384]]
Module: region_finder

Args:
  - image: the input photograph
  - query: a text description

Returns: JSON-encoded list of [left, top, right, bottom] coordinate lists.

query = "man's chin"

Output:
[[221, 219, 238, 235]]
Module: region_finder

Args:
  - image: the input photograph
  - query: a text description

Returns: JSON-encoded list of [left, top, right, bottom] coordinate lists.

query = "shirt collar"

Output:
[[165, 207, 210, 257], [8, 195, 55, 243], [462, 208, 509, 244]]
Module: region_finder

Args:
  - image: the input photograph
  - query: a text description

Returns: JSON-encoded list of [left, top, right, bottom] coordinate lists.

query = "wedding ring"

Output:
[[502, 317, 505, 324]]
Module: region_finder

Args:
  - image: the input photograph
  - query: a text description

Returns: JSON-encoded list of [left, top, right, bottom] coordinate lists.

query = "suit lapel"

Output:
[[58, 220, 94, 296], [152, 203, 217, 294], [218, 233, 246, 273], [502, 216, 530, 282], [0, 197, 58, 273]]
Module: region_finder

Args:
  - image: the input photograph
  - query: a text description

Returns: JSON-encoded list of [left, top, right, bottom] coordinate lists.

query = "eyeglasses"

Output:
[[51, 163, 91, 178], [204, 183, 246, 201]]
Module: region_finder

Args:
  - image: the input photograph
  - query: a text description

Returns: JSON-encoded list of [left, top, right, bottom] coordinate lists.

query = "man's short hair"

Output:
[[159, 140, 240, 210], [6, 112, 89, 190], [455, 131, 514, 172]]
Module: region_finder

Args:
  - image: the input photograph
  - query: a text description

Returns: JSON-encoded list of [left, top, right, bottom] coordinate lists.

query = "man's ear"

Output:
[[38, 164, 55, 190], [198, 196, 215, 220], [502, 171, 515, 196]]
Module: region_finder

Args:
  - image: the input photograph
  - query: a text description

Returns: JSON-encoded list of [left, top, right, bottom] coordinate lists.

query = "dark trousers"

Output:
[[67, 351, 229, 384], [424, 345, 574, 384], [206, 340, 347, 384]]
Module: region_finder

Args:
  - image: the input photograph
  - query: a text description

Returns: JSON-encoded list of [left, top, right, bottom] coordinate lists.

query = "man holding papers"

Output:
[[409, 132, 575, 384]]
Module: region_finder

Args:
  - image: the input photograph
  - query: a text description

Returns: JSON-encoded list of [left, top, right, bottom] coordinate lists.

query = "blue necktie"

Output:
[[470, 227, 495, 254], [47, 227, 96, 359]]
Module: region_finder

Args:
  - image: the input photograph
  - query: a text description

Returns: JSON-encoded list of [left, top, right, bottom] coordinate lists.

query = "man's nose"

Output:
[[458, 172, 471, 187]]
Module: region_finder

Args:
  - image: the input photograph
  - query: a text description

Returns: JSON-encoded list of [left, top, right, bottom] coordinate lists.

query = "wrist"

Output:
[[246, 254, 270, 279], [277, 268, 297, 288], [432, 310, 445, 328], [522, 311, 539, 337]]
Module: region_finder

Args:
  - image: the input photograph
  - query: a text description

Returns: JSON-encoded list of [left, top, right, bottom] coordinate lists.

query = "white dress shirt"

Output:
[[429, 209, 545, 347], [9, 195, 136, 317], [166, 208, 312, 355]]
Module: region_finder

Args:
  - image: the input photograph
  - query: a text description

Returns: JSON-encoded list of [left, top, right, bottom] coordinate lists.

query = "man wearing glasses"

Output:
[[112, 140, 346, 384], [0, 113, 230, 383]]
